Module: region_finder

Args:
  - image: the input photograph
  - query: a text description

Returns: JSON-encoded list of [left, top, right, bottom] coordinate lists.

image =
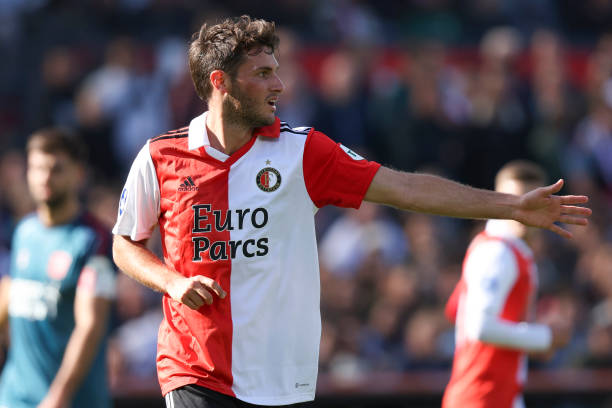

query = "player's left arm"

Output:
[[39, 256, 115, 408], [364, 167, 591, 238], [0, 275, 10, 330]]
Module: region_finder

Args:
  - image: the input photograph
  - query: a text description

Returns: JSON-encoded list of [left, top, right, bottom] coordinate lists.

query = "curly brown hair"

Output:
[[188, 15, 279, 101]]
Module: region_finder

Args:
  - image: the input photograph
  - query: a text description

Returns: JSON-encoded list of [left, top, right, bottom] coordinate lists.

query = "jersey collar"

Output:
[[253, 117, 281, 139], [188, 112, 280, 151], [188, 111, 211, 151]]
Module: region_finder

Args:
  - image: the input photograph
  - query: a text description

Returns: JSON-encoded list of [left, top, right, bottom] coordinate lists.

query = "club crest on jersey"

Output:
[[47, 250, 73, 280], [256, 167, 281, 192]]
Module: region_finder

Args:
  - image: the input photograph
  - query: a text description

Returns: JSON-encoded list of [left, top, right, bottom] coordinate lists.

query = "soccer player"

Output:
[[0, 128, 116, 408], [442, 161, 572, 408], [112, 16, 591, 408]]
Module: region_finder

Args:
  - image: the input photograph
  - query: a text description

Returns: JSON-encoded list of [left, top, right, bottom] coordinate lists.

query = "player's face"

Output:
[[27, 150, 83, 209], [223, 49, 284, 127]]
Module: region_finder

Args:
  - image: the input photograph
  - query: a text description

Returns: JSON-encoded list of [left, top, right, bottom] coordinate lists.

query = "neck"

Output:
[[38, 197, 80, 227], [206, 109, 253, 156]]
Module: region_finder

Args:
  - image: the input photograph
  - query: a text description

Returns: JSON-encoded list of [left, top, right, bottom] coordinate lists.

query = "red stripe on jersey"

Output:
[[150, 136, 235, 397], [443, 232, 534, 408]]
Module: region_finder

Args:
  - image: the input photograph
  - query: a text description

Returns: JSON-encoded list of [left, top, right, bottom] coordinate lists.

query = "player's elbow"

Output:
[[112, 235, 131, 271]]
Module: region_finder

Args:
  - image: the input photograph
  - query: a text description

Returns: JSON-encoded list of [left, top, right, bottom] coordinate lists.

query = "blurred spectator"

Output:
[[312, 49, 369, 149], [274, 27, 317, 128], [566, 78, 612, 201], [0, 151, 35, 243], [108, 273, 161, 387], [367, 41, 470, 174], [34, 47, 81, 129], [401, 306, 450, 370], [526, 29, 585, 181], [463, 26, 530, 188], [319, 202, 407, 278]]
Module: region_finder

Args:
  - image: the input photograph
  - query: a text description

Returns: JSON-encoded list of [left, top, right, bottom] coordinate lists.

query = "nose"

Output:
[[271, 73, 284, 94], [38, 168, 52, 187]]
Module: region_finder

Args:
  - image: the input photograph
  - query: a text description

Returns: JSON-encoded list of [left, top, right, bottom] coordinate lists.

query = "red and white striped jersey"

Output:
[[442, 220, 551, 408], [112, 112, 380, 405]]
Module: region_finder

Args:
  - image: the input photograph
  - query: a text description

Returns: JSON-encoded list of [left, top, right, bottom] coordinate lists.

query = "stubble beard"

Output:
[[222, 84, 275, 129], [32, 188, 69, 212]]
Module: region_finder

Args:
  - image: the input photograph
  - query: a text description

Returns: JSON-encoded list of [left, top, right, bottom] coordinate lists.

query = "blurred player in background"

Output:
[[112, 15, 590, 408], [442, 160, 572, 408], [0, 128, 115, 408]]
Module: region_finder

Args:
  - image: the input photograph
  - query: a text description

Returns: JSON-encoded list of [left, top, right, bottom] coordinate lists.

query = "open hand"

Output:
[[514, 179, 591, 239]]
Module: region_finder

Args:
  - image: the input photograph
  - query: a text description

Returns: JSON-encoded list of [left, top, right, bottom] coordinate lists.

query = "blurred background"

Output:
[[1, 0, 612, 407]]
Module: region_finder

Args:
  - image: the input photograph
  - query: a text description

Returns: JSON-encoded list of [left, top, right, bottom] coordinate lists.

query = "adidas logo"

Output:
[[178, 176, 199, 192]]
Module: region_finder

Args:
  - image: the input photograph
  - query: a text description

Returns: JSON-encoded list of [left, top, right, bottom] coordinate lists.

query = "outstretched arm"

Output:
[[364, 167, 591, 238]]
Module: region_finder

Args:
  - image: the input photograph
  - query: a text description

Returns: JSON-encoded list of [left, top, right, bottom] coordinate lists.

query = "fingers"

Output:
[[561, 205, 592, 217], [544, 179, 564, 195], [560, 195, 589, 205], [170, 276, 227, 310], [184, 277, 226, 309], [558, 215, 588, 226], [194, 276, 227, 299], [184, 291, 206, 310], [548, 223, 572, 239], [193, 285, 214, 306]]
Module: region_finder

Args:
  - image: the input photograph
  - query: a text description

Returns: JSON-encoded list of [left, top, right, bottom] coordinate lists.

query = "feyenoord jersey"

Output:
[[0, 213, 115, 408], [442, 220, 551, 408], [112, 112, 380, 405]]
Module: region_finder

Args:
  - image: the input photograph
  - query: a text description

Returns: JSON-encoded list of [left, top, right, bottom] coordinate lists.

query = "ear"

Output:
[[210, 70, 229, 94]]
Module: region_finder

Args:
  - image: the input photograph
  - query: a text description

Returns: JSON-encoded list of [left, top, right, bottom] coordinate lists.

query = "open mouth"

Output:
[[267, 97, 278, 109]]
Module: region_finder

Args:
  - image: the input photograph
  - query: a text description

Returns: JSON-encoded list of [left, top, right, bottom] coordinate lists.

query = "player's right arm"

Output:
[[112, 143, 225, 310]]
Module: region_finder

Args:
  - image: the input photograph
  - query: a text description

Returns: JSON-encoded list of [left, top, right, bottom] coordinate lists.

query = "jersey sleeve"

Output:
[[77, 255, 116, 299], [79, 215, 116, 299], [303, 130, 381, 209], [112, 141, 160, 241], [463, 241, 551, 351]]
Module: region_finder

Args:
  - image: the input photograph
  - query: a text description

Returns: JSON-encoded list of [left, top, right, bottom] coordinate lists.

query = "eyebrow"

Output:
[[252, 65, 279, 74]]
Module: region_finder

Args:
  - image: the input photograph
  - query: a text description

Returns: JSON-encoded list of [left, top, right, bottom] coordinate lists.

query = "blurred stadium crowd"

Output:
[[0, 0, 612, 394]]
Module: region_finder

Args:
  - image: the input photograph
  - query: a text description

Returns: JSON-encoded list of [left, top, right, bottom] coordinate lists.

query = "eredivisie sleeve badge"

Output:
[[256, 167, 281, 192]]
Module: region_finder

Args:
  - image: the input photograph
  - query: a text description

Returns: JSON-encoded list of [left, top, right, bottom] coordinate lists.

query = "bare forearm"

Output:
[[112, 234, 179, 294], [366, 168, 519, 219], [0, 276, 10, 330], [46, 323, 105, 403]]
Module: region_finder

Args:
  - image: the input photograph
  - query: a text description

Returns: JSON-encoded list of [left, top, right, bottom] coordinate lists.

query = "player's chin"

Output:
[[257, 111, 276, 126]]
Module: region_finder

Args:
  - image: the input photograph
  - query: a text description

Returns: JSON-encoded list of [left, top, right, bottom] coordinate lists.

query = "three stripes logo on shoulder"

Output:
[[178, 176, 199, 192]]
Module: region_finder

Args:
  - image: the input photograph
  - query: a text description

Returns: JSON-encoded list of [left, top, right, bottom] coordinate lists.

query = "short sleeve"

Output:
[[77, 255, 116, 299], [303, 130, 381, 208], [464, 241, 518, 317], [112, 141, 160, 241]]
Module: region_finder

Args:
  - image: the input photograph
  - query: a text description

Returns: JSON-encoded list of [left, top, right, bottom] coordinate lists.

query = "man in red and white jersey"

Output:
[[443, 161, 573, 408], [111, 16, 591, 408]]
